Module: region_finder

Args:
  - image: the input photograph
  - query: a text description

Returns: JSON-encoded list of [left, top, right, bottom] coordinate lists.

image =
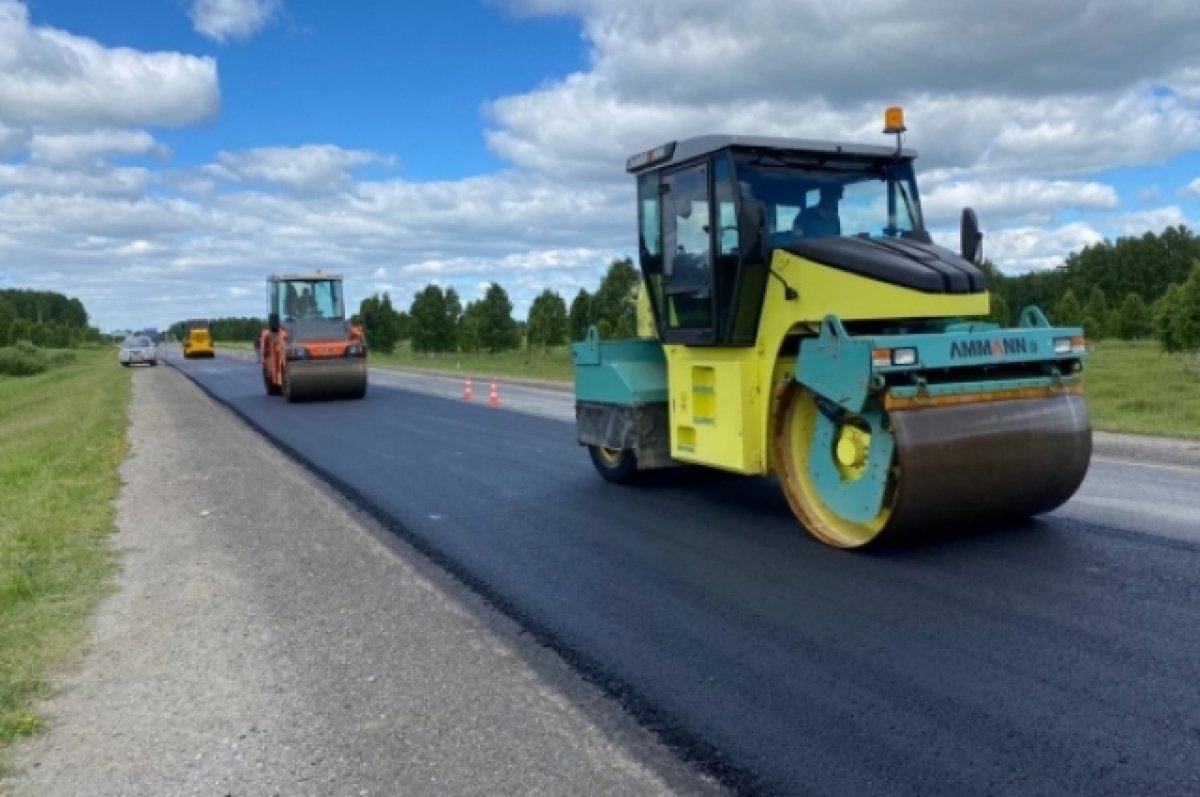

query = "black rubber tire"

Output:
[[587, 445, 640, 484], [263, 368, 282, 396], [283, 367, 298, 403]]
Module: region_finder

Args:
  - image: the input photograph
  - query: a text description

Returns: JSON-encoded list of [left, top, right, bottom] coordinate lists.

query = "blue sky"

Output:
[[22, 0, 586, 177], [1, 0, 1199, 331]]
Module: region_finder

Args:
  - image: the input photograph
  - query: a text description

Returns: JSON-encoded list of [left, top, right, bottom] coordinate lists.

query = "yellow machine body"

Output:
[[657, 251, 989, 475]]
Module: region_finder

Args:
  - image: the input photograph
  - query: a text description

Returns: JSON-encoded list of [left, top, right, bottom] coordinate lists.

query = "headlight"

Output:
[[1054, 336, 1086, 355], [872, 347, 918, 367], [345, 344, 364, 357]]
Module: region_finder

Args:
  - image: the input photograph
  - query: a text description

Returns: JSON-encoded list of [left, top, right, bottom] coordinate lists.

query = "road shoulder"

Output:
[[6, 365, 721, 796]]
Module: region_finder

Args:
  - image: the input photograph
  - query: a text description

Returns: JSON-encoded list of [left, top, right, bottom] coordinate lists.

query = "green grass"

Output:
[[0, 344, 76, 377], [0, 348, 129, 759], [372, 345, 574, 383], [1082, 340, 1200, 439]]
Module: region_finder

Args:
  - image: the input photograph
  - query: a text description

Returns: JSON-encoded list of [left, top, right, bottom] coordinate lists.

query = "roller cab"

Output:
[[572, 110, 1092, 548], [259, 271, 368, 402]]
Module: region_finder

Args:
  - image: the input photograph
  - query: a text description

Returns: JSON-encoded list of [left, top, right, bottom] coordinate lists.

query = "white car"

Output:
[[119, 335, 158, 367]]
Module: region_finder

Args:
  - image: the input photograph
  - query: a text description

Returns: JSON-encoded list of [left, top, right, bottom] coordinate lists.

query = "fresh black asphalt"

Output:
[[171, 354, 1200, 797]]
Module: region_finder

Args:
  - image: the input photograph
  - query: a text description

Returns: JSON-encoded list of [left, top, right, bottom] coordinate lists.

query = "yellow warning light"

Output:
[[884, 106, 906, 135]]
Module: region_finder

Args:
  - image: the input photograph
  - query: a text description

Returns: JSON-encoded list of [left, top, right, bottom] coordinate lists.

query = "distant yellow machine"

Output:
[[181, 320, 215, 359]]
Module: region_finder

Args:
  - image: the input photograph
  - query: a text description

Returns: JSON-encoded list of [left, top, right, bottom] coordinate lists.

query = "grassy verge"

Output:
[[0, 348, 129, 759], [1082, 340, 1200, 439], [372, 346, 574, 382]]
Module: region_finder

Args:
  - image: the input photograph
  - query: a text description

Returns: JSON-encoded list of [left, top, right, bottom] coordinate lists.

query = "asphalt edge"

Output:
[[164, 357, 757, 796]]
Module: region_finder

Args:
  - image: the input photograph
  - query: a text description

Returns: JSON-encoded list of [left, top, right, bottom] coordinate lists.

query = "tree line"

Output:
[[0, 289, 101, 348], [167, 317, 264, 342], [354, 258, 641, 355], [984, 225, 1200, 350]]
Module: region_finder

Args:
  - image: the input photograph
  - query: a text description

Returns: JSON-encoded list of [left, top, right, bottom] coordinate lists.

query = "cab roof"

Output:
[[268, 272, 343, 282], [626, 134, 917, 174]]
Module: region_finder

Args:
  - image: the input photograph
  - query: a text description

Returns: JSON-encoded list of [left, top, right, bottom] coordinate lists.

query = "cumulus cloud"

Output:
[[190, 0, 280, 42], [0, 163, 154, 196], [921, 179, 1119, 227], [1180, 178, 1200, 199], [1102, 206, 1190, 237], [29, 129, 169, 166], [489, 0, 1200, 181], [509, 0, 1200, 102], [934, 222, 1106, 274], [212, 145, 395, 193], [0, 0, 219, 128]]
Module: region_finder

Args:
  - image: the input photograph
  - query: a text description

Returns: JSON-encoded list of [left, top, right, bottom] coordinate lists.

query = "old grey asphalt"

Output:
[[158, 351, 1200, 797], [6, 363, 723, 797]]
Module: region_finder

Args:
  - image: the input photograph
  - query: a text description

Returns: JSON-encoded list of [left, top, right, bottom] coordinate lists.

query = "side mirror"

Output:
[[960, 208, 983, 264], [268, 312, 280, 333], [738, 201, 768, 266]]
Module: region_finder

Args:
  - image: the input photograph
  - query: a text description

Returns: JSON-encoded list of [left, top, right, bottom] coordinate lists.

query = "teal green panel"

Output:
[[796, 316, 874, 413], [807, 405, 894, 524], [571, 326, 667, 406]]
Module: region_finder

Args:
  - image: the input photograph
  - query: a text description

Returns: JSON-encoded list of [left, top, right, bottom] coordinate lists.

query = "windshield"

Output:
[[733, 153, 923, 242], [276, 279, 345, 321], [127, 336, 151, 347]]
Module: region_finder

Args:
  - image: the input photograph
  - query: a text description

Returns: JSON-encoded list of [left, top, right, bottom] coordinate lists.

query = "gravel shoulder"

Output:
[[5, 365, 722, 797]]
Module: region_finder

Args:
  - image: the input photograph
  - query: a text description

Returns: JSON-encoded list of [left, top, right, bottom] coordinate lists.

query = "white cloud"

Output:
[[1180, 178, 1200, 199], [922, 179, 1119, 227], [936, 222, 1106, 274], [213, 145, 395, 193], [29, 129, 169, 166], [1102, 206, 1190, 237], [509, 0, 1200, 102], [0, 1, 219, 128], [488, 0, 1200, 181], [190, 0, 280, 43], [0, 163, 153, 196]]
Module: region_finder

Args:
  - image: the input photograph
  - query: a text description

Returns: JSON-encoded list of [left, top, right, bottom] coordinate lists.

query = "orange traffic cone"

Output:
[[488, 381, 500, 406], [462, 378, 474, 401]]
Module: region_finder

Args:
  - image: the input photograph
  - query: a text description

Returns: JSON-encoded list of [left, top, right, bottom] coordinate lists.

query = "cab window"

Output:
[[662, 162, 713, 336]]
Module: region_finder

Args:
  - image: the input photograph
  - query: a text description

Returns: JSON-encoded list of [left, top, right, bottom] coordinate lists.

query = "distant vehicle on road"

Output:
[[118, 335, 158, 367], [182, 319, 215, 359]]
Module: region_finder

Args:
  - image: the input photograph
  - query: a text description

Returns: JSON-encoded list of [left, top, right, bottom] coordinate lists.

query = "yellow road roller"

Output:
[[570, 108, 1091, 548], [181, 319, 214, 358]]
